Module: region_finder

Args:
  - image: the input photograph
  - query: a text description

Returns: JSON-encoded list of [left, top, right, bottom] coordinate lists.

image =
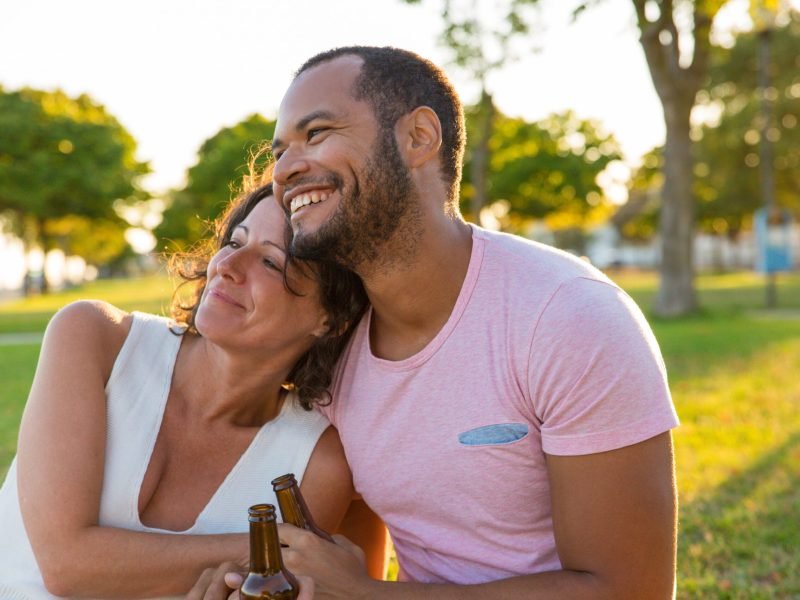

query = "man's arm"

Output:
[[279, 432, 677, 599]]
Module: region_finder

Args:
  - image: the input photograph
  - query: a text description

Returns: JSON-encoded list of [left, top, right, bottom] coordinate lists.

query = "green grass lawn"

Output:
[[1, 270, 799, 598], [0, 272, 175, 334]]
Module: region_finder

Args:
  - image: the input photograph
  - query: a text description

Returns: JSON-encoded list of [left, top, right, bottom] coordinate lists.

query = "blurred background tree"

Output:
[[618, 147, 663, 242], [694, 8, 799, 236], [624, 8, 799, 246], [613, 0, 725, 316], [0, 87, 148, 293], [410, 0, 730, 315], [461, 107, 621, 242], [402, 0, 542, 225], [155, 114, 275, 251]]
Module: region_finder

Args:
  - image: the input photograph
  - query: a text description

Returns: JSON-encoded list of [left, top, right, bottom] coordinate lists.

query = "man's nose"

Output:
[[272, 147, 311, 187]]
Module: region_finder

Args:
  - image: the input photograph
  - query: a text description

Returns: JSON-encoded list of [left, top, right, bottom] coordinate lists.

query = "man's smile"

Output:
[[289, 189, 332, 215]]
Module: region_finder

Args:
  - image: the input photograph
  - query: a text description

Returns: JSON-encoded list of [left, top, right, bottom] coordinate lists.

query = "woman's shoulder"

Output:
[[44, 300, 134, 369], [49, 299, 132, 339]]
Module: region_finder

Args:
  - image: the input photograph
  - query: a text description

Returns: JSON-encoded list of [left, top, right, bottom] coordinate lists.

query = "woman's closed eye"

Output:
[[262, 256, 283, 272]]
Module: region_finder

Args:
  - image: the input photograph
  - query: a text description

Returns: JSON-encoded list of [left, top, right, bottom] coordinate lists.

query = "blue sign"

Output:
[[754, 208, 793, 273]]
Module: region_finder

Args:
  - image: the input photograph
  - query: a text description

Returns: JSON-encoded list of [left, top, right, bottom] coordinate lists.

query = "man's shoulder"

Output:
[[472, 225, 610, 289]]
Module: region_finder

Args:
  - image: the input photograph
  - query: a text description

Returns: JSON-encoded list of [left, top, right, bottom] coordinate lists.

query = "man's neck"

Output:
[[360, 215, 473, 362]]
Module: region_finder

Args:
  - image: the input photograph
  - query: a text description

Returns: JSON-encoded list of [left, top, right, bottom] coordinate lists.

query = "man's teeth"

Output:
[[290, 191, 330, 214]]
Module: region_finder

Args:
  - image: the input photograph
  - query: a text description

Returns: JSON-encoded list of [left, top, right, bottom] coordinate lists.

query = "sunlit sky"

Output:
[[0, 0, 791, 198]]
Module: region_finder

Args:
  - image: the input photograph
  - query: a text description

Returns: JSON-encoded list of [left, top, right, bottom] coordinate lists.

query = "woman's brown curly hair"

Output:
[[166, 180, 367, 410]]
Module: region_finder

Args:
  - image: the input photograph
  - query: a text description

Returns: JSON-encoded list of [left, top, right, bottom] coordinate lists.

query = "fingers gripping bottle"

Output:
[[271, 473, 335, 542], [239, 504, 299, 600]]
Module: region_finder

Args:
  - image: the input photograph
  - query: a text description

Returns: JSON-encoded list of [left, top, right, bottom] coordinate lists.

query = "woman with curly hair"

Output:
[[0, 181, 379, 599]]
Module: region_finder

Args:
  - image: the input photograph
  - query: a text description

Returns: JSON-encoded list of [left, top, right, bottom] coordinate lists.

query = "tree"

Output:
[[0, 87, 148, 292], [694, 8, 800, 235], [629, 0, 726, 315], [461, 107, 622, 237], [403, 0, 542, 224], [573, 0, 732, 315], [627, 9, 799, 243], [155, 114, 275, 251], [45, 214, 131, 268], [618, 147, 663, 242]]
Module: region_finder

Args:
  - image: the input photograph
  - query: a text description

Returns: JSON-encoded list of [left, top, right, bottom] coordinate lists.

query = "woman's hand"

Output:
[[188, 567, 315, 600], [187, 562, 244, 600]]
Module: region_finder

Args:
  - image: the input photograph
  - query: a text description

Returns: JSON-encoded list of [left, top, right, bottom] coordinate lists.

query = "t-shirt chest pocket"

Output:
[[458, 422, 529, 446]]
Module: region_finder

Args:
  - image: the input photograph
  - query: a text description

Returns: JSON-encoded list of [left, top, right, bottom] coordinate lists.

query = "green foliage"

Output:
[[0, 87, 148, 278], [439, 0, 541, 77], [620, 147, 662, 240], [0, 87, 147, 226], [400, 0, 543, 223], [627, 12, 800, 239], [403, 0, 541, 78], [45, 214, 129, 266], [461, 106, 622, 229], [155, 114, 275, 251], [693, 11, 800, 235]]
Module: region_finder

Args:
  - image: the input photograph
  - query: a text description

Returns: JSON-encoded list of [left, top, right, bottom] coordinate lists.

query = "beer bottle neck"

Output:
[[275, 487, 308, 529], [249, 518, 285, 575]]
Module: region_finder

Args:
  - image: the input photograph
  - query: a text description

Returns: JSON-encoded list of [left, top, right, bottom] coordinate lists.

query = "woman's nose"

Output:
[[217, 250, 246, 283]]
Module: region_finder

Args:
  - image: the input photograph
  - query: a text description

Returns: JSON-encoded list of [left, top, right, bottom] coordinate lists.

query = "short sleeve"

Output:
[[527, 277, 679, 456]]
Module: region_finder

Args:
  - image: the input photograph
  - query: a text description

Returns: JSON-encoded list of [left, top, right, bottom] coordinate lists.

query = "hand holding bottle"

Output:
[[278, 524, 373, 600]]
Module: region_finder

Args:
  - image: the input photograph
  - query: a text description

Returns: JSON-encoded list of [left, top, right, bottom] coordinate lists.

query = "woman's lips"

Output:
[[209, 288, 245, 309]]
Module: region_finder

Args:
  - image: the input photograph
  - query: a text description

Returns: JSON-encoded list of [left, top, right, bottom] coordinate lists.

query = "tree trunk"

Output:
[[628, 0, 719, 317], [654, 99, 697, 316], [18, 212, 38, 297], [471, 88, 494, 226], [37, 215, 51, 295]]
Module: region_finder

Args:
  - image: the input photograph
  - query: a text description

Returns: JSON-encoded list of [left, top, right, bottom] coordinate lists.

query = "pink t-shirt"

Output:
[[322, 226, 678, 584]]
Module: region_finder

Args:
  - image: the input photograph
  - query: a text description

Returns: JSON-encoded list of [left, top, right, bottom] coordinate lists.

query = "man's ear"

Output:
[[397, 106, 442, 168]]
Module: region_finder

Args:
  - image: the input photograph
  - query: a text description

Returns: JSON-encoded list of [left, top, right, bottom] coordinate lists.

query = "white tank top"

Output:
[[0, 311, 330, 599]]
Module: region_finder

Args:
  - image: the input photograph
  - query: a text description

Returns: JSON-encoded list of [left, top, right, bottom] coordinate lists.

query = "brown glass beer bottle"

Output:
[[239, 504, 299, 600], [271, 473, 335, 542]]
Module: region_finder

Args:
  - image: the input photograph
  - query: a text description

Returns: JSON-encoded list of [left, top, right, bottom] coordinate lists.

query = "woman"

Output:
[[0, 182, 372, 598]]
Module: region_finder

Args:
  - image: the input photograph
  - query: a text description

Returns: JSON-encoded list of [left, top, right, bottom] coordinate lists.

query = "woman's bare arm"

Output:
[[336, 498, 390, 580], [300, 425, 389, 579], [16, 301, 248, 598]]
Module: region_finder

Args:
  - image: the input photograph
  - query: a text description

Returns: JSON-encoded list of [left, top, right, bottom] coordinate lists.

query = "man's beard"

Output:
[[290, 129, 419, 273]]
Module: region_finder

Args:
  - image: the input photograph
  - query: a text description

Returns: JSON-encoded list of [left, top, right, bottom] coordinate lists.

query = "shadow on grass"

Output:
[[678, 431, 800, 598], [650, 313, 800, 385]]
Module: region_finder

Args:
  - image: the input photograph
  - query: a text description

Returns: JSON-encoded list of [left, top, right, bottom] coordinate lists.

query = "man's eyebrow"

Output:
[[296, 109, 337, 130], [271, 109, 338, 150]]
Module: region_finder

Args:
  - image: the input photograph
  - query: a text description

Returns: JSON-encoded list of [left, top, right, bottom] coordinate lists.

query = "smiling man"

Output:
[[267, 46, 679, 599]]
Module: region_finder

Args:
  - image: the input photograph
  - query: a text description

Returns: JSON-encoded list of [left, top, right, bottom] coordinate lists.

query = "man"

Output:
[[243, 46, 678, 598]]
